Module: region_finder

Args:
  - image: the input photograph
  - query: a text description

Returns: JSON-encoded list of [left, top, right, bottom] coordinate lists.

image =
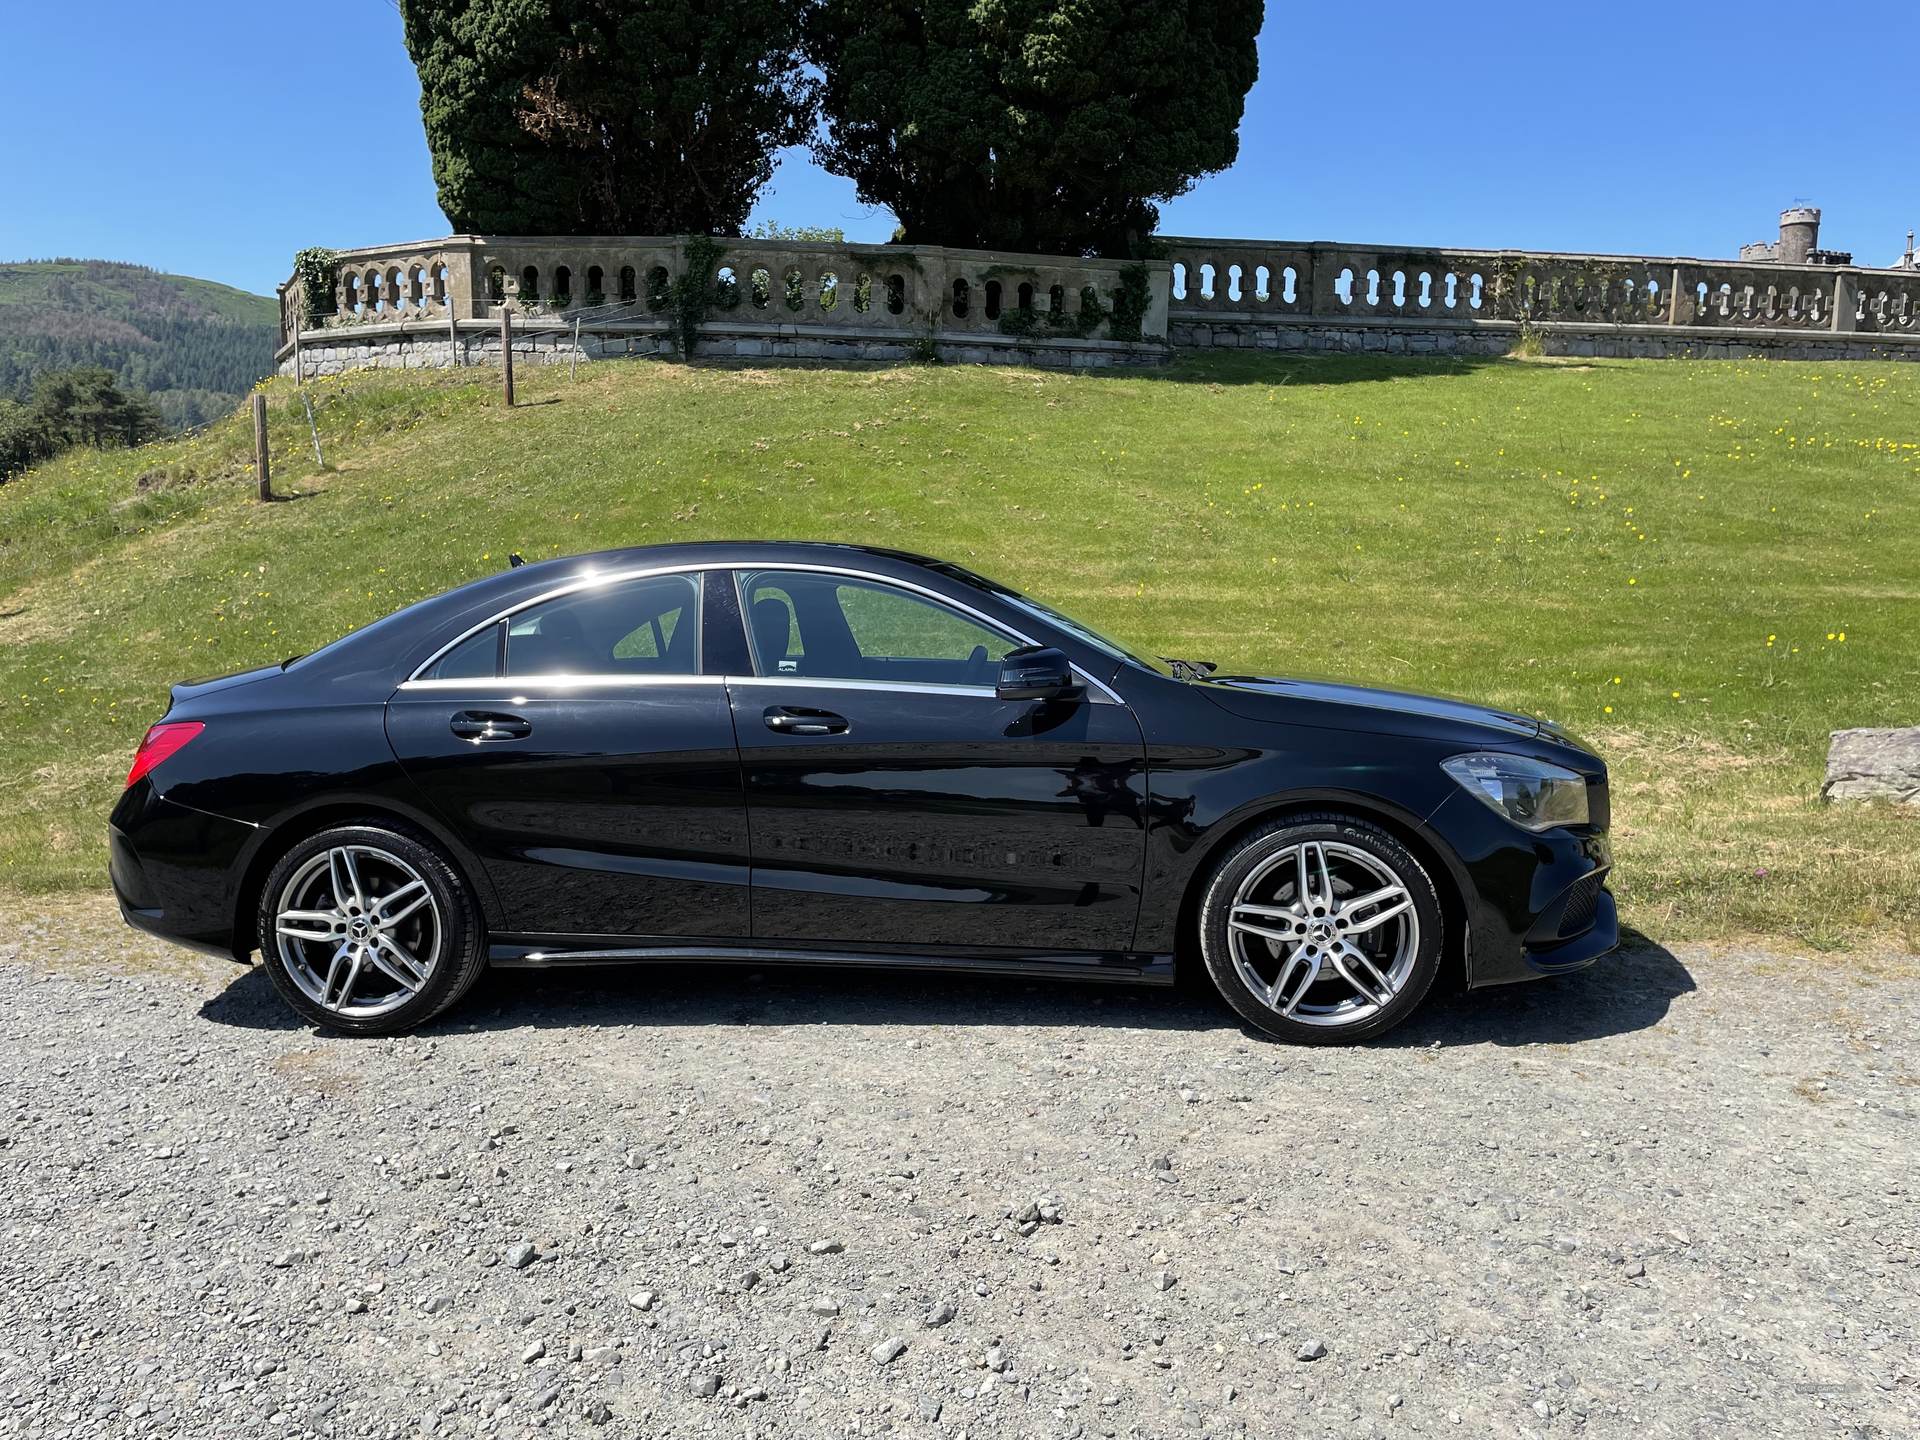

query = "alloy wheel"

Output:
[[272, 844, 443, 1019], [1225, 840, 1421, 1028]]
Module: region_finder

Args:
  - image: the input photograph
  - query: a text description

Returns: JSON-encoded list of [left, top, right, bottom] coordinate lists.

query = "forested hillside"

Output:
[[0, 259, 277, 429]]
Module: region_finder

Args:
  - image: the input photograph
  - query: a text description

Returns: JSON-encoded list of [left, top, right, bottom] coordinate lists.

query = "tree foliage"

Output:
[[398, 0, 815, 236], [0, 367, 164, 480], [809, 0, 1262, 257]]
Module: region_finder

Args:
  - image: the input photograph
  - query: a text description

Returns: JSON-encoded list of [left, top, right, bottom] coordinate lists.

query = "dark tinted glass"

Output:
[[427, 623, 501, 679], [504, 573, 700, 677], [740, 570, 1011, 686]]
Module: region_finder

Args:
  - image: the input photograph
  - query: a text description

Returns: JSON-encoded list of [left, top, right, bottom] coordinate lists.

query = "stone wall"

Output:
[[1167, 316, 1920, 363], [282, 319, 1169, 378], [277, 232, 1920, 377]]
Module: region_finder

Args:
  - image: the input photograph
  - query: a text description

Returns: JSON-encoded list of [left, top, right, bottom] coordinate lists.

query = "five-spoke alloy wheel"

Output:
[[1198, 814, 1443, 1043], [257, 823, 485, 1035]]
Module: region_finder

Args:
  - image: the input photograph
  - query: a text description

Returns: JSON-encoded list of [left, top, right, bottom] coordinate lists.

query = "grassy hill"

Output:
[[0, 259, 278, 429], [2, 351, 1916, 953]]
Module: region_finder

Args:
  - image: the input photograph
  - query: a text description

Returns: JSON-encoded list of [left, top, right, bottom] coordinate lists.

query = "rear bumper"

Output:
[[108, 782, 255, 961]]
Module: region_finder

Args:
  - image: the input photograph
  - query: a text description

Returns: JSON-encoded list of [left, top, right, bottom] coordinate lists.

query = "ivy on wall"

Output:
[[292, 248, 339, 326], [670, 237, 727, 356]]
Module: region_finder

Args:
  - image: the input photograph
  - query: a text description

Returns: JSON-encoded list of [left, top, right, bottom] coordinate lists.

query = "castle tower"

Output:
[[1776, 207, 1821, 265]]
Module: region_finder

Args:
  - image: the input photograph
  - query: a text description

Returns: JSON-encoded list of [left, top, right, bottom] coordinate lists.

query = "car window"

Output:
[[426, 622, 502, 680], [742, 582, 805, 673], [739, 570, 1014, 686], [504, 573, 700, 677]]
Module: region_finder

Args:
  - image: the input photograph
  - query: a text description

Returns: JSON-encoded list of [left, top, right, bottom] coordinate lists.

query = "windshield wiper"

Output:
[[1162, 656, 1217, 682]]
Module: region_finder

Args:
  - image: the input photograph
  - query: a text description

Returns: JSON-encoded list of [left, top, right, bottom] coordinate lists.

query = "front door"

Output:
[[387, 569, 750, 941], [728, 568, 1148, 953]]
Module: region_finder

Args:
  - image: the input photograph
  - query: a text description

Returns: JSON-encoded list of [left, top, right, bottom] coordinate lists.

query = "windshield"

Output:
[[927, 562, 1172, 677]]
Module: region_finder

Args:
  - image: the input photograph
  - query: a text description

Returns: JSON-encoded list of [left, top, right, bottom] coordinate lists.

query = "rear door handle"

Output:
[[450, 710, 532, 741], [763, 706, 849, 736]]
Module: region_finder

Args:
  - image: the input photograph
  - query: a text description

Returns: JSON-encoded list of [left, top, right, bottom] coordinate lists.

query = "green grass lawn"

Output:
[[3, 351, 1917, 951]]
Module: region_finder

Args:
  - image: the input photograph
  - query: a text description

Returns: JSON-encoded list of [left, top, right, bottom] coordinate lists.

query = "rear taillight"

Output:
[[125, 722, 204, 789]]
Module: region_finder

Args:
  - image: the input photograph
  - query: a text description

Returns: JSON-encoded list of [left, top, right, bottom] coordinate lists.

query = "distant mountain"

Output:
[[0, 260, 278, 430]]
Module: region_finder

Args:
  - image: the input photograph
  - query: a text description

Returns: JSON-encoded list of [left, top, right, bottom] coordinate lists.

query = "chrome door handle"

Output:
[[763, 706, 848, 736], [450, 710, 531, 741]]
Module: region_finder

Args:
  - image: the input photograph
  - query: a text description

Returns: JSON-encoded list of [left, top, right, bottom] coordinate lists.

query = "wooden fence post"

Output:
[[251, 392, 272, 502], [500, 307, 515, 407]]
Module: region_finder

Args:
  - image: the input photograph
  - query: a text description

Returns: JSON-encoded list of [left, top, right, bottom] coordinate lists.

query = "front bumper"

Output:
[[1425, 791, 1619, 989], [109, 782, 256, 960]]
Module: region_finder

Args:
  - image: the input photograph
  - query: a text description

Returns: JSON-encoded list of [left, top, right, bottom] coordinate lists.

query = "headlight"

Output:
[[1441, 752, 1589, 831]]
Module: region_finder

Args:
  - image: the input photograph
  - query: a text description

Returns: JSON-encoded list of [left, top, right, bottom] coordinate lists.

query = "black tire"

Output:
[[255, 822, 487, 1036], [1197, 813, 1443, 1044]]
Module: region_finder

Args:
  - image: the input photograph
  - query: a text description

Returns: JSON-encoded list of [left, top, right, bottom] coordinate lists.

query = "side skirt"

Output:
[[488, 935, 1175, 986]]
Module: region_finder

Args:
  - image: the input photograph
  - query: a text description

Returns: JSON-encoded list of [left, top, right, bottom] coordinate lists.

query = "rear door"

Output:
[[386, 569, 751, 942], [727, 568, 1148, 954]]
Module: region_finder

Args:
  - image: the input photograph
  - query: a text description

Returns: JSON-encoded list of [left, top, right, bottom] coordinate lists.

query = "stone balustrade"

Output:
[[1159, 238, 1920, 359], [277, 236, 1170, 372], [277, 232, 1920, 376]]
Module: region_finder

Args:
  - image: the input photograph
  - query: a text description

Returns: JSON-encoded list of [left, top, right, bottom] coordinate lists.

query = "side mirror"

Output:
[[996, 645, 1083, 703]]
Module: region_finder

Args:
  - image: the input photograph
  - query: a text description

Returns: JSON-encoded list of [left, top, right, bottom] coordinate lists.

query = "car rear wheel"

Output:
[[257, 823, 486, 1036], [1197, 813, 1443, 1044]]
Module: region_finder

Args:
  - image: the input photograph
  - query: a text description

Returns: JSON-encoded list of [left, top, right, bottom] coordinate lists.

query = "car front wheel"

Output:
[[257, 823, 486, 1035], [1197, 813, 1443, 1044]]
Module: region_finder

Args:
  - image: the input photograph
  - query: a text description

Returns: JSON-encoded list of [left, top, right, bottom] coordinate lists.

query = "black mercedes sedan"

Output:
[[109, 541, 1616, 1042]]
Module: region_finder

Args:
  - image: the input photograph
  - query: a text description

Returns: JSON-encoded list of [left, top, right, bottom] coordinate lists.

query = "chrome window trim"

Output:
[[726, 675, 1001, 701], [397, 674, 726, 693], [405, 559, 1122, 705]]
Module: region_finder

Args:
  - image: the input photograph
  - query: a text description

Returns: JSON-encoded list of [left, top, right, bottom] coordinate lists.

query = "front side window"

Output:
[[739, 570, 1015, 687], [502, 572, 700, 677]]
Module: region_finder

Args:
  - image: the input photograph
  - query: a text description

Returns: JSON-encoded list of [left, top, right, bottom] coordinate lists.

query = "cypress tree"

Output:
[[398, 0, 816, 236], [809, 0, 1263, 257]]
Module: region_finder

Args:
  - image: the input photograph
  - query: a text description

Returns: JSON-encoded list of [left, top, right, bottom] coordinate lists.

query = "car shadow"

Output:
[[198, 934, 1694, 1049], [1374, 931, 1696, 1049]]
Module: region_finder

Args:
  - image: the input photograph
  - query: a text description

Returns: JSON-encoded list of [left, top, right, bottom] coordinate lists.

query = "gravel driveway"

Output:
[[1, 902, 1914, 1440]]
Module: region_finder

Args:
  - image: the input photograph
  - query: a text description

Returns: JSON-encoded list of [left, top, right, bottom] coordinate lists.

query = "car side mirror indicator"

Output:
[[996, 646, 1083, 703]]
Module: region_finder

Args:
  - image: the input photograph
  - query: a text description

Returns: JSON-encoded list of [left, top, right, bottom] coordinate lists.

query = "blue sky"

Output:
[[6, 0, 1916, 297]]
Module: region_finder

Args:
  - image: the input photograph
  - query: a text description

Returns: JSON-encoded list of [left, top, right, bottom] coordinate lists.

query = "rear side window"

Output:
[[426, 622, 502, 679], [504, 572, 700, 677]]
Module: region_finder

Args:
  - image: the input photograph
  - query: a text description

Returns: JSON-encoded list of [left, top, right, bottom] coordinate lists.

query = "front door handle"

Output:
[[450, 710, 532, 741], [763, 706, 849, 736]]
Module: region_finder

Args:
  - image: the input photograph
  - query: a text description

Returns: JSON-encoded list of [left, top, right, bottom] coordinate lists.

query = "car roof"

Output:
[[506, 539, 951, 581]]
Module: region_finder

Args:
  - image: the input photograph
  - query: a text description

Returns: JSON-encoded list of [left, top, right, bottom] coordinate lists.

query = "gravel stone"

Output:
[[871, 1336, 908, 1365], [504, 1241, 537, 1270], [1297, 1340, 1328, 1361], [2, 922, 1915, 1440]]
